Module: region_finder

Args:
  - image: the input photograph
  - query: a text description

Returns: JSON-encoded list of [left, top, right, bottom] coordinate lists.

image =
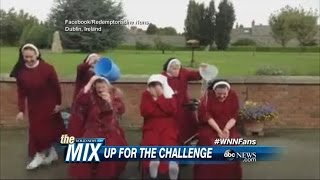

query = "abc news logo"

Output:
[[223, 149, 257, 162]]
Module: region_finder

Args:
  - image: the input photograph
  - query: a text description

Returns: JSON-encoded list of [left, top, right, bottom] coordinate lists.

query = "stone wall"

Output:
[[122, 34, 186, 47], [1, 76, 319, 129], [231, 25, 301, 47], [123, 25, 320, 47]]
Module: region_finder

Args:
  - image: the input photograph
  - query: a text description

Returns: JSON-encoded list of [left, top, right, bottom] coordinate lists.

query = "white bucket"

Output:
[[199, 64, 219, 81]]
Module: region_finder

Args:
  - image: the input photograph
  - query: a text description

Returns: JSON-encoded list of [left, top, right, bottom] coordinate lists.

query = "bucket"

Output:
[[94, 57, 121, 82], [199, 64, 219, 81]]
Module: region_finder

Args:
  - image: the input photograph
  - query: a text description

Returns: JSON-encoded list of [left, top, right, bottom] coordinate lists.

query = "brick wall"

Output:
[[1, 76, 319, 128]]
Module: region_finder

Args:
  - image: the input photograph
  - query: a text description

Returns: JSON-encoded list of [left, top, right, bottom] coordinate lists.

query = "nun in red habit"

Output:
[[161, 58, 206, 145], [68, 75, 127, 179], [10, 43, 66, 170], [140, 74, 179, 180], [73, 53, 100, 101], [194, 80, 242, 180]]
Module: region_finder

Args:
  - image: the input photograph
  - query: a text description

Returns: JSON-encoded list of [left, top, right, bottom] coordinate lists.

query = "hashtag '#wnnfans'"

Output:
[[213, 138, 257, 145]]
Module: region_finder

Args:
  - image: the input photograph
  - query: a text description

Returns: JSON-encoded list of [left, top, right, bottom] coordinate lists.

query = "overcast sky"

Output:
[[1, 0, 319, 33]]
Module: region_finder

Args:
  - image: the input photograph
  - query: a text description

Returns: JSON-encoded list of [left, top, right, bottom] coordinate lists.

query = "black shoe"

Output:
[[157, 174, 170, 179], [179, 163, 189, 168], [142, 174, 158, 180]]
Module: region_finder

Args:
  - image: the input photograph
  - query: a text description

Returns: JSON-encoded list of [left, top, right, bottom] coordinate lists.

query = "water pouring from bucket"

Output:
[[94, 57, 121, 82], [199, 63, 219, 94], [199, 63, 219, 81]]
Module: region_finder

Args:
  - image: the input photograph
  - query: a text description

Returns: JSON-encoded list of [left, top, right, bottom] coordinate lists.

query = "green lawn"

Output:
[[0, 47, 319, 77]]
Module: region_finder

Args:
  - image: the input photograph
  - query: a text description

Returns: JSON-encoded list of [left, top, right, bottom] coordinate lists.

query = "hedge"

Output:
[[117, 45, 320, 53]]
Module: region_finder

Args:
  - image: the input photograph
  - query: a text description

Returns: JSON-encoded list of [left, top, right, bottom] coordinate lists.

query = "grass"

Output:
[[0, 47, 319, 77]]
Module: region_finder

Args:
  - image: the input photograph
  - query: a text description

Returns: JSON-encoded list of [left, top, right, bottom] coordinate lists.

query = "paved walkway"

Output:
[[0, 129, 319, 179]]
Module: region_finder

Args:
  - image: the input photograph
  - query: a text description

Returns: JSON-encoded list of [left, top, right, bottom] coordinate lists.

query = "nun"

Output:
[[10, 43, 66, 170], [194, 80, 242, 180], [161, 58, 207, 145], [140, 74, 179, 180], [68, 75, 127, 179], [73, 53, 100, 101]]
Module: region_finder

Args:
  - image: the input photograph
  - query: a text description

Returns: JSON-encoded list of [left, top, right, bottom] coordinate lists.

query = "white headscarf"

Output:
[[166, 59, 181, 71], [213, 81, 231, 90], [84, 76, 111, 94], [21, 43, 40, 57], [21, 43, 40, 68], [148, 74, 174, 99], [97, 76, 111, 86], [85, 53, 99, 63]]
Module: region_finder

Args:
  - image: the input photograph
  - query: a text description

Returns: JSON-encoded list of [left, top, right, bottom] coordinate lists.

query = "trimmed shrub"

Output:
[[232, 38, 256, 46], [227, 46, 256, 51], [226, 46, 319, 52], [255, 66, 287, 76], [135, 41, 152, 50]]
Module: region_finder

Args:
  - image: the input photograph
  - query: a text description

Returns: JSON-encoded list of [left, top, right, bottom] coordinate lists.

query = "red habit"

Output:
[[15, 61, 66, 157], [194, 90, 242, 180], [68, 88, 127, 179], [73, 63, 94, 101], [140, 90, 178, 177], [162, 68, 202, 144]]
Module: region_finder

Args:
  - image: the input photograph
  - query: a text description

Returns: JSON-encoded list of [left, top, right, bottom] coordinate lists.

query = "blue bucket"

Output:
[[94, 57, 121, 82]]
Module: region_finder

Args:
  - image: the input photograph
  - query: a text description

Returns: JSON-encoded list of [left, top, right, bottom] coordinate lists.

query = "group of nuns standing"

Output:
[[10, 43, 242, 180]]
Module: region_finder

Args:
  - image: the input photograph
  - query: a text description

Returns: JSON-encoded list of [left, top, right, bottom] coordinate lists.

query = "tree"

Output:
[[269, 6, 318, 47], [19, 22, 52, 48], [158, 27, 177, 35], [290, 8, 318, 46], [49, 0, 125, 52], [269, 6, 297, 47], [154, 36, 171, 54], [146, 24, 177, 35], [197, 3, 207, 44], [0, 8, 38, 45], [184, 0, 216, 46], [184, 0, 202, 42], [215, 0, 235, 50], [146, 24, 158, 34], [200, 0, 216, 47]]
